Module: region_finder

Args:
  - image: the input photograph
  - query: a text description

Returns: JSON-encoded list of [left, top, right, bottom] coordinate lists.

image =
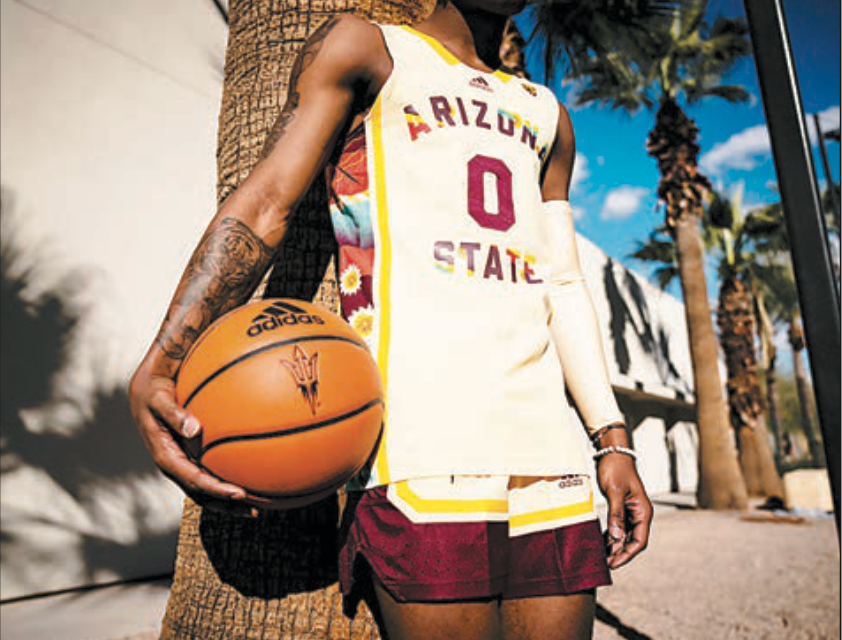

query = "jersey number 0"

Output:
[[467, 154, 514, 232]]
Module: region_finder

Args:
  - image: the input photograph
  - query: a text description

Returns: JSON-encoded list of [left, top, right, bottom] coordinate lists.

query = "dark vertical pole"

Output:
[[814, 113, 841, 231], [741, 0, 840, 532], [210, 0, 229, 24]]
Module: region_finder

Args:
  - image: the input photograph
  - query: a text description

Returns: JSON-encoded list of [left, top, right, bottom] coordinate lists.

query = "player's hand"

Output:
[[596, 453, 653, 569], [128, 361, 259, 518]]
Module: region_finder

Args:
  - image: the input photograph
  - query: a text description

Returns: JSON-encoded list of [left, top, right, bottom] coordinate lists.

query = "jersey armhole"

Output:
[[363, 24, 400, 125]]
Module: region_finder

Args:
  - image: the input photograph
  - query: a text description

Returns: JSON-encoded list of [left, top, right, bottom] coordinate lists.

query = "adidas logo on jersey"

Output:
[[469, 76, 493, 93], [521, 82, 537, 97], [247, 300, 325, 337]]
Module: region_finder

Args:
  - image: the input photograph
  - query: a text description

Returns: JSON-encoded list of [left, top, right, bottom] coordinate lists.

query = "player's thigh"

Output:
[[373, 580, 502, 640], [500, 591, 596, 640]]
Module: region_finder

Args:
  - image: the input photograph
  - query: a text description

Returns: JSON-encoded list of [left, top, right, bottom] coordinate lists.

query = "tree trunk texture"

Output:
[[672, 218, 748, 509], [716, 276, 784, 498], [754, 294, 783, 471], [647, 99, 748, 510], [788, 320, 826, 468], [160, 1, 435, 638], [764, 356, 783, 470]]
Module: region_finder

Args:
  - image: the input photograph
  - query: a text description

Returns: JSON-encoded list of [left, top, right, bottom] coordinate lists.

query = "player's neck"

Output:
[[414, 2, 509, 73]]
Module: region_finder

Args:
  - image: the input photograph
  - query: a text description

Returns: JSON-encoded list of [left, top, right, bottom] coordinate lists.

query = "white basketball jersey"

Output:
[[327, 24, 591, 487]]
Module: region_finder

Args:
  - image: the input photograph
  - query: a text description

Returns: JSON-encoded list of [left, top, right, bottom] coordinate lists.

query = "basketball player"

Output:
[[129, 1, 653, 638]]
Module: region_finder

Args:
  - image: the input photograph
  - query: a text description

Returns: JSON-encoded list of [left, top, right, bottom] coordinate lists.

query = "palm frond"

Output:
[[534, 0, 751, 112], [529, 0, 686, 81]]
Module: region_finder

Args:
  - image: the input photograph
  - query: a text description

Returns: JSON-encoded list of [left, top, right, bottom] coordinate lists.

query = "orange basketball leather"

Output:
[[175, 298, 383, 509]]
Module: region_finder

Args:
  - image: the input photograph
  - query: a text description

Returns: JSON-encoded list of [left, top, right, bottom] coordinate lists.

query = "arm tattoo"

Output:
[[155, 218, 275, 361], [260, 16, 341, 159]]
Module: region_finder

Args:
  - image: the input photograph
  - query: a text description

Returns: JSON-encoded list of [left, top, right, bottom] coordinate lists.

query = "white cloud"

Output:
[[700, 124, 771, 176], [807, 105, 840, 144], [700, 105, 839, 178], [600, 186, 650, 220], [570, 152, 590, 195]]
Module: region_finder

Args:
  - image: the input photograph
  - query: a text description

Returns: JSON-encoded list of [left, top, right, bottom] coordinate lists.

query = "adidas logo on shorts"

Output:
[[247, 300, 325, 337]]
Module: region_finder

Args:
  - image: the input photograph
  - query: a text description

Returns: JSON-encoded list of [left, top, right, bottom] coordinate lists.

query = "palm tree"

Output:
[[534, 0, 751, 509], [706, 188, 784, 498], [749, 202, 826, 469], [752, 285, 783, 470], [630, 188, 785, 498], [159, 2, 434, 639]]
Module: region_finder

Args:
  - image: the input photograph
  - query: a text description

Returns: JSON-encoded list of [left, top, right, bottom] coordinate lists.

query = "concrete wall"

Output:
[[1, 0, 227, 600], [0, 0, 698, 600]]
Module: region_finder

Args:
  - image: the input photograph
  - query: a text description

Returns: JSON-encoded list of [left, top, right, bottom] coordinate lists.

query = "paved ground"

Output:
[[2, 498, 838, 640], [593, 502, 839, 640]]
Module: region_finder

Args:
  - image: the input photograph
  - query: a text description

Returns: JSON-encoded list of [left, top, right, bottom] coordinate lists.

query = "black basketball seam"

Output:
[[198, 397, 383, 457], [200, 463, 366, 500], [181, 334, 368, 408], [228, 462, 366, 500]]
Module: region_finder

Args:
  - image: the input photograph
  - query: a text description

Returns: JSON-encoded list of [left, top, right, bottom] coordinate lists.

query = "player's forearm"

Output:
[[547, 280, 624, 435], [148, 213, 279, 377], [538, 200, 623, 435]]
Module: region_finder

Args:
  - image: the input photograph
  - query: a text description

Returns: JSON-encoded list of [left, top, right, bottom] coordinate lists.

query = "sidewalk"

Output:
[[1, 496, 838, 640], [593, 503, 839, 640], [0, 578, 170, 640]]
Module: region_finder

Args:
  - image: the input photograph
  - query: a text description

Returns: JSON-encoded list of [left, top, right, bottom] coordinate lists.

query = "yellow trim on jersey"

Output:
[[492, 69, 515, 83], [394, 481, 509, 514], [401, 26, 459, 65], [509, 495, 595, 529], [370, 95, 392, 485], [402, 25, 514, 84]]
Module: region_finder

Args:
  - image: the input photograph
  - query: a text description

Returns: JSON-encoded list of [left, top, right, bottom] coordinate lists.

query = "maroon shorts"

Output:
[[339, 486, 611, 604]]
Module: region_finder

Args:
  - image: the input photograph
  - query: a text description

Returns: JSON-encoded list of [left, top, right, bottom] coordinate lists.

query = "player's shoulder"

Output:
[[509, 75, 556, 104], [307, 14, 390, 75], [506, 75, 562, 118], [313, 14, 386, 54], [322, 13, 382, 35]]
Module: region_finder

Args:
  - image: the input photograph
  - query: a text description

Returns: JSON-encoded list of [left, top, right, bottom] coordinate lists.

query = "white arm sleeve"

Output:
[[540, 200, 624, 436]]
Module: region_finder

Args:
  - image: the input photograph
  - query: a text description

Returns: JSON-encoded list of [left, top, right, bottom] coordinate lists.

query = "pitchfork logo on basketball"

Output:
[[281, 345, 320, 415]]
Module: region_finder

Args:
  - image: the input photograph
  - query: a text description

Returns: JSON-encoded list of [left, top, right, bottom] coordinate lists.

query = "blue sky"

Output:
[[514, 0, 841, 290]]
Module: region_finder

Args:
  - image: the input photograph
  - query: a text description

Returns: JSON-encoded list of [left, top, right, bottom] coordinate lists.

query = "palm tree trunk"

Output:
[[160, 1, 434, 638], [754, 293, 783, 472], [648, 99, 748, 510], [673, 217, 748, 509], [788, 319, 825, 468], [717, 276, 784, 498], [764, 355, 783, 470]]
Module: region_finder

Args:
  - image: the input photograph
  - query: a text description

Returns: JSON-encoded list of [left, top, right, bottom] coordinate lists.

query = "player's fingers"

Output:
[[187, 491, 260, 518], [606, 489, 627, 543], [605, 487, 627, 568], [612, 495, 653, 569], [139, 414, 247, 502], [161, 457, 248, 503], [149, 388, 201, 439]]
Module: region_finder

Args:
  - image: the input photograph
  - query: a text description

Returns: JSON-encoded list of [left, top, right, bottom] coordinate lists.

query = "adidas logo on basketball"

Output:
[[469, 76, 493, 93], [248, 300, 325, 337]]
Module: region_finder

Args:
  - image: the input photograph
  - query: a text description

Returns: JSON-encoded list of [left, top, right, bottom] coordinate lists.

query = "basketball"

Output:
[[174, 298, 383, 510]]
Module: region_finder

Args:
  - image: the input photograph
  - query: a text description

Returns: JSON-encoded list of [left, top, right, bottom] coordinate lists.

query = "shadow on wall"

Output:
[[602, 258, 688, 394], [0, 187, 178, 599]]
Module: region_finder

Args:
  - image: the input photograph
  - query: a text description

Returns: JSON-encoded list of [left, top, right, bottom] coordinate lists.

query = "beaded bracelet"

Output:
[[589, 422, 627, 446], [593, 445, 638, 462]]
